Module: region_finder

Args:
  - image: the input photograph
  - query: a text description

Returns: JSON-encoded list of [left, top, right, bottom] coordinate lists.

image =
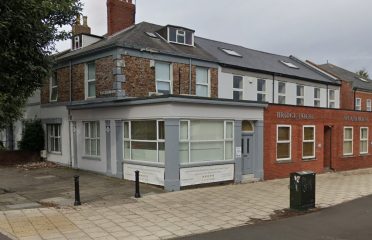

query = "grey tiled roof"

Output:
[[57, 22, 216, 62], [319, 64, 372, 91], [195, 37, 337, 84]]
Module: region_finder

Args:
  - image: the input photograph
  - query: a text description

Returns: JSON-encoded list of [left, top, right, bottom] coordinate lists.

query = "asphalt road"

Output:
[[177, 195, 372, 240]]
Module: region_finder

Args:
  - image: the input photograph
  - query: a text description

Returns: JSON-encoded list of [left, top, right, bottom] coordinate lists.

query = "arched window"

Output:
[[242, 120, 254, 132]]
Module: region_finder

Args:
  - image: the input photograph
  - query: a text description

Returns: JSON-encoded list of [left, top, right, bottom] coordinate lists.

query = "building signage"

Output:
[[124, 164, 164, 186], [276, 112, 314, 120], [180, 164, 234, 187], [235, 147, 242, 158], [344, 115, 369, 122]]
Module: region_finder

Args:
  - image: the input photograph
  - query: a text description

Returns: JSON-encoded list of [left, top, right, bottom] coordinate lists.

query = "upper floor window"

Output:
[[314, 88, 320, 107], [367, 99, 372, 112], [155, 62, 172, 95], [85, 62, 96, 98], [257, 79, 266, 102], [355, 98, 361, 111], [168, 27, 194, 46], [296, 85, 304, 106], [196, 67, 209, 97], [233, 76, 243, 101], [278, 82, 286, 104], [84, 121, 100, 157], [50, 72, 58, 102], [328, 89, 336, 108]]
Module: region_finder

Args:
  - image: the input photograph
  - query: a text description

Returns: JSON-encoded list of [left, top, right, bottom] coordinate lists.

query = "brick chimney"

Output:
[[107, 0, 136, 36], [72, 15, 91, 35]]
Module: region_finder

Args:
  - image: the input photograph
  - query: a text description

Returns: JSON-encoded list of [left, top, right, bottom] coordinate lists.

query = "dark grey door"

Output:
[[242, 135, 254, 174]]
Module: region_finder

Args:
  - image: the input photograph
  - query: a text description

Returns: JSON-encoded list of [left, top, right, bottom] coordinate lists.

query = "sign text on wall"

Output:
[[344, 115, 369, 122], [276, 112, 315, 120]]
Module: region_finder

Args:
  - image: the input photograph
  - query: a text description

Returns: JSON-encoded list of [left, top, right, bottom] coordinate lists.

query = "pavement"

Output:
[[178, 194, 372, 240], [0, 164, 163, 211], [1, 167, 372, 239]]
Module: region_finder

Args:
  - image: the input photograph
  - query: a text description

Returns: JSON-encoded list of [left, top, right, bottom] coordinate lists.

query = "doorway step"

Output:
[[241, 174, 260, 183]]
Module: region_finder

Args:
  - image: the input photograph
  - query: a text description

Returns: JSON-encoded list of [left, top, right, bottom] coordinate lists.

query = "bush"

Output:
[[19, 120, 44, 151]]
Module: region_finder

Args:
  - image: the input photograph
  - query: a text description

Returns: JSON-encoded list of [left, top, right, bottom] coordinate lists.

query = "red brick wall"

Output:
[[264, 104, 372, 180], [41, 55, 218, 103], [340, 81, 354, 110], [355, 91, 372, 111], [107, 0, 135, 36]]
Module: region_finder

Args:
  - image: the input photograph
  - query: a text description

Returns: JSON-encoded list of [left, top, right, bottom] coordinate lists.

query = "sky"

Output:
[[55, 0, 372, 74]]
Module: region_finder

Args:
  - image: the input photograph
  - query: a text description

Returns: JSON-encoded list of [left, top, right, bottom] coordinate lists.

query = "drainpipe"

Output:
[[68, 60, 73, 167], [272, 74, 275, 103], [189, 58, 192, 95]]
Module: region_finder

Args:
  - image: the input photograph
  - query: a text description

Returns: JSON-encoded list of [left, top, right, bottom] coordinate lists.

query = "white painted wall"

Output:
[[218, 67, 340, 108], [82, 35, 101, 48]]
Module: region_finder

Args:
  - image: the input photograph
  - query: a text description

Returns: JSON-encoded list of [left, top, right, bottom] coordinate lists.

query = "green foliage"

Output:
[[19, 120, 45, 151], [0, 0, 82, 129], [356, 69, 369, 79]]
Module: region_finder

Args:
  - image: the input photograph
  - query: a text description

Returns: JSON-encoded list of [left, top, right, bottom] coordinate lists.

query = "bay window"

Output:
[[123, 120, 165, 163], [277, 125, 291, 161], [196, 67, 209, 97], [180, 120, 234, 164]]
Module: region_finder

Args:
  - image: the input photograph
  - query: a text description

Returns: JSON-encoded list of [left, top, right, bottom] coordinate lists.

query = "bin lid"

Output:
[[296, 170, 315, 175]]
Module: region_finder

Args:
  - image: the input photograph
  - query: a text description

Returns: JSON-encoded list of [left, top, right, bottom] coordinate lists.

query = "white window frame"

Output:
[[74, 36, 80, 50], [296, 85, 304, 106], [85, 62, 96, 99], [302, 125, 315, 159], [49, 72, 58, 102], [328, 89, 336, 108], [257, 79, 267, 102], [360, 127, 368, 154], [123, 120, 165, 163], [278, 81, 286, 104], [195, 67, 210, 97], [179, 120, 234, 164], [355, 98, 362, 111], [343, 126, 353, 156], [276, 125, 291, 161], [47, 124, 61, 153], [155, 62, 173, 95], [367, 99, 371, 112], [314, 88, 320, 107], [84, 121, 100, 157], [232, 75, 243, 100]]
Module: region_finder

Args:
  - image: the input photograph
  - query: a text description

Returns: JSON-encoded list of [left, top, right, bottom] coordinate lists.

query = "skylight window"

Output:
[[145, 32, 158, 38], [280, 60, 299, 69], [221, 48, 242, 57]]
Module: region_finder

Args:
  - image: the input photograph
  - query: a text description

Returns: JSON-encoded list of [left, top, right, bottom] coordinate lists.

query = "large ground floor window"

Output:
[[123, 120, 165, 163], [47, 124, 61, 153], [84, 121, 100, 156], [180, 120, 234, 164]]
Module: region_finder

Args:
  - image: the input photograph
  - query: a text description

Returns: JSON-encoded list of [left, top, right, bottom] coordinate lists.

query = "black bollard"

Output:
[[74, 175, 81, 206], [134, 170, 141, 198]]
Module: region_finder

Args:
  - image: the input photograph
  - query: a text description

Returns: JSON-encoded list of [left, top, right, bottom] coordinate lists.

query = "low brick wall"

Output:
[[0, 151, 40, 166]]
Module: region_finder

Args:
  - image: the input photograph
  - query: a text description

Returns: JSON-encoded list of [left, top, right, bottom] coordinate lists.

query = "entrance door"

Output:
[[242, 135, 254, 174]]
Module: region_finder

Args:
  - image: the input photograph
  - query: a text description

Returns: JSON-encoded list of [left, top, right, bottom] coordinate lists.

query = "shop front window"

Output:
[[180, 120, 234, 164], [123, 120, 165, 163]]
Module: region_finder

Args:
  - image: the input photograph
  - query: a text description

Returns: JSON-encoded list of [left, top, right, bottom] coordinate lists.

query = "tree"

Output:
[[0, 0, 82, 129], [356, 69, 369, 79], [19, 120, 45, 151]]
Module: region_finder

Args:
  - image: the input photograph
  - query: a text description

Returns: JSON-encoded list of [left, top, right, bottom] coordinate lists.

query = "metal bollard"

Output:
[[135, 170, 141, 198], [74, 175, 81, 206]]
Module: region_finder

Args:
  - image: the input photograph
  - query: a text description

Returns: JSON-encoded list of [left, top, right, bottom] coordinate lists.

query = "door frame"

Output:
[[242, 132, 255, 175]]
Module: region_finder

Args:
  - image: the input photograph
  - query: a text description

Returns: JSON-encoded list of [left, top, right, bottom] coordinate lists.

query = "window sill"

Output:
[[341, 155, 354, 159], [302, 158, 316, 162], [48, 151, 62, 156], [123, 160, 164, 168], [276, 160, 293, 164], [181, 160, 235, 168], [82, 155, 101, 161]]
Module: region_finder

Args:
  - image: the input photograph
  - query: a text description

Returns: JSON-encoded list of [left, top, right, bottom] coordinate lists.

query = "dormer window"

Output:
[[167, 26, 194, 46], [72, 35, 82, 50]]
